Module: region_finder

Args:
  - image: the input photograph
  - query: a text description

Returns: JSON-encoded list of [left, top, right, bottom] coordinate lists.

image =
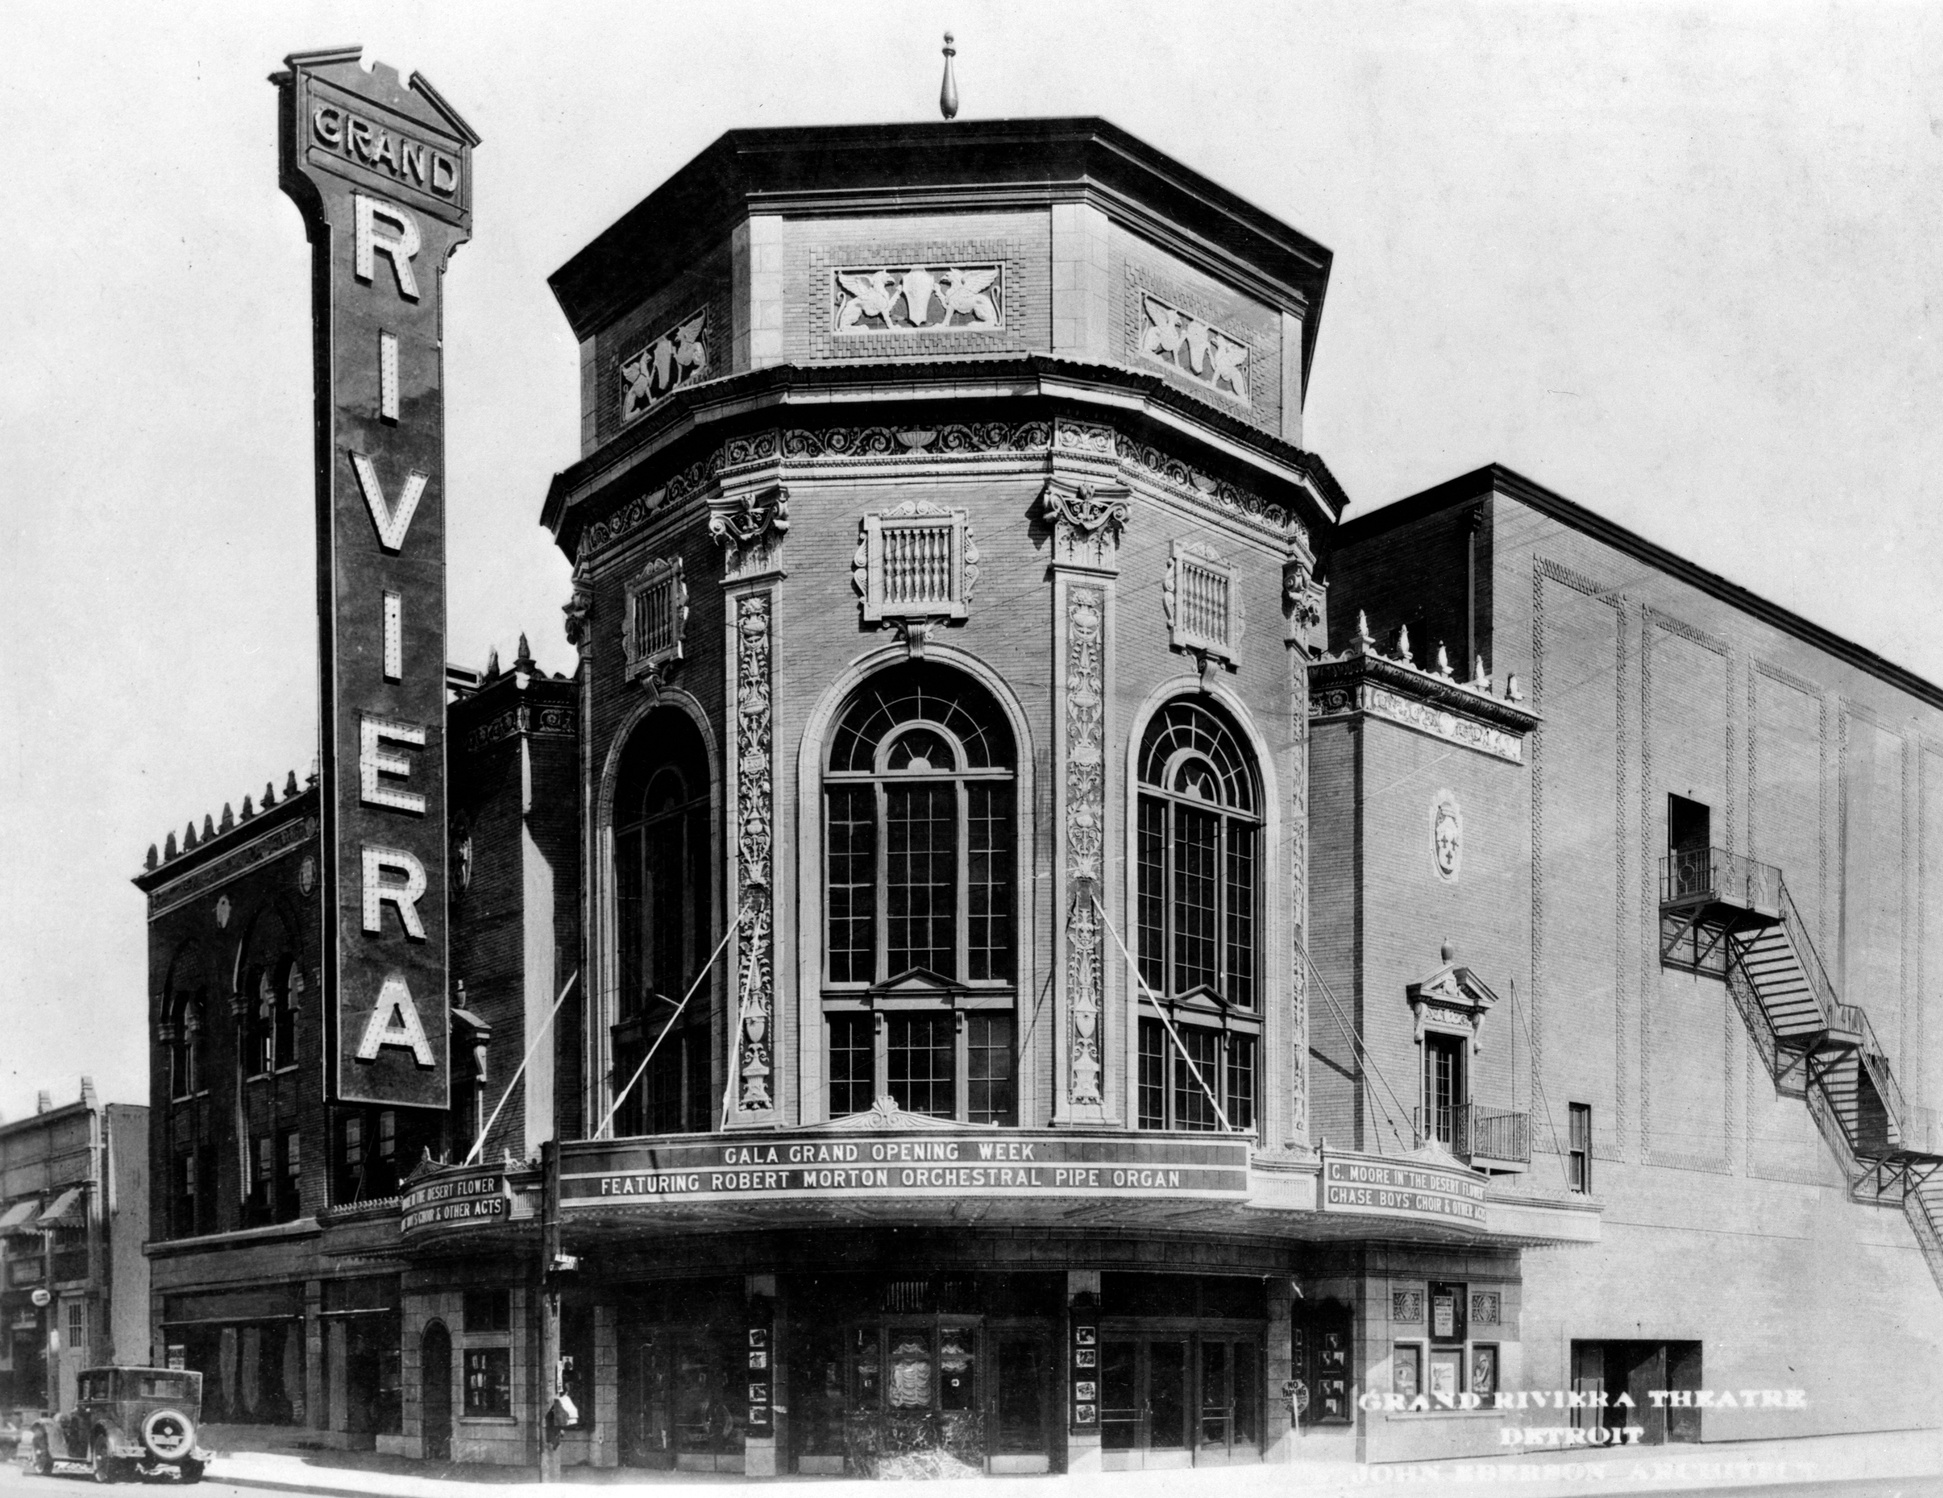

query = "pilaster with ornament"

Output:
[[724, 506, 786, 1123], [1044, 479, 1129, 1123], [1283, 556, 1325, 1152]]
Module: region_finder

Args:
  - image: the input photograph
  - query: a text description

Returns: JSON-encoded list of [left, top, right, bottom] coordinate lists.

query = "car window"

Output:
[[131, 1374, 195, 1400], [79, 1373, 105, 1401]]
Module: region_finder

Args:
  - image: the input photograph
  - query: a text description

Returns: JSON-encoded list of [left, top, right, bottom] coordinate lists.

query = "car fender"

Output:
[[30, 1417, 70, 1460], [97, 1420, 144, 1459]]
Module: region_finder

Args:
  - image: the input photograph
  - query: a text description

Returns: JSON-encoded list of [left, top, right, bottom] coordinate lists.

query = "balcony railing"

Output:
[[1662, 847, 1782, 912], [1661, 847, 1904, 1135], [1413, 1104, 1530, 1166]]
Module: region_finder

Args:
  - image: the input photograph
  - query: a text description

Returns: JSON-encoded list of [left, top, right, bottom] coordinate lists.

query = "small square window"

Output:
[[855, 503, 979, 624], [623, 557, 688, 684], [463, 1346, 512, 1417], [1163, 540, 1244, 665], [464, 1290, 511, 1334]]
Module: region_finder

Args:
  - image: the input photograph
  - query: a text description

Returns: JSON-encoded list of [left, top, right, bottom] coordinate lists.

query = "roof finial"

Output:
[[939, 32, 959, 120]]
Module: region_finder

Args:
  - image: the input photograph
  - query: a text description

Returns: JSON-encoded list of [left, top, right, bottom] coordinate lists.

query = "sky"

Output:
[[2, 0, 1940, 1123]]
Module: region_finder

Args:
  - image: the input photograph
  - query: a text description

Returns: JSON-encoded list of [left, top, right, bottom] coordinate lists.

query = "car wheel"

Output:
[[91, 1432, 118, 1484], [177, 1461, 203, 1486], [30, 1434, 53, 1476]]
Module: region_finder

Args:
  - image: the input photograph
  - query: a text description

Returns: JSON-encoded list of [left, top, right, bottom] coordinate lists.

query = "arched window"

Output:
[[169, 991, 205, 1101], [1135, 698, 1261, 1132], [276, 960, 301, 1071], [611, 709, 714, 1135], [823, 664, 1017, 1122]]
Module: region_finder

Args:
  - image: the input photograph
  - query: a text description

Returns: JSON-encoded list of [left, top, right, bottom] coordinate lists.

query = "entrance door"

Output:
[[618, 1334, 674, 1469], [420, 1324, 451, 1462], [1098, 1338, 1191, 1469], [1197, 1338, 1259, 1463], [989, 1333, 1051, 1473], [1147, 1341, 1190, 1465]]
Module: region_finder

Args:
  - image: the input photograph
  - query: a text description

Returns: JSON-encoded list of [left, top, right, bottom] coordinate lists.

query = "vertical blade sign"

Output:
[[274, 49, 477, 1108]]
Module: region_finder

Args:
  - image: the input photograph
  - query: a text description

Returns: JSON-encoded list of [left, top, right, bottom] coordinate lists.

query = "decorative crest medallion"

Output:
[[1042, 480, 1131, 572], [709, 484, 791, 581]]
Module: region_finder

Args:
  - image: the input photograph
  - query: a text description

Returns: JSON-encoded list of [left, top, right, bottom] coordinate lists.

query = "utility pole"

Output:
[[538, 1138, 561, 1483]]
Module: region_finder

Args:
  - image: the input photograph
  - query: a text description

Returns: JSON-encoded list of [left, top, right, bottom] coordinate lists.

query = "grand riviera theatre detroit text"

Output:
[[135, 45, 1943, 1479]]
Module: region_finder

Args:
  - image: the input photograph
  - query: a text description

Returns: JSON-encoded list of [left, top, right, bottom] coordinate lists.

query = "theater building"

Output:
[[138, 46, 1943, 1477]]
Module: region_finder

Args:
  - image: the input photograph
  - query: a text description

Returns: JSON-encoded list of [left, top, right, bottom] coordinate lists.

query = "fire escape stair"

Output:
[[1661, 849, 1940, 1290]]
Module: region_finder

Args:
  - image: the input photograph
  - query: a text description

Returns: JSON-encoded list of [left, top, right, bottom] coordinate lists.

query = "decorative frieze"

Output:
[[1136, 291, 1251, 405], [1288, 643, 1312, 1150], [1309, 632, 1538, 765], [622, 557, 687, 694], [732, 592, 777, 1117], [463, 702, 577, 755], [834, 264, 1004, 333], [709, 484, 790, 582], [1064, 584, 1109, 1109], [619, 308, 709, 423], [573, 416, 1317, 565], [146, 816, 315, 919]]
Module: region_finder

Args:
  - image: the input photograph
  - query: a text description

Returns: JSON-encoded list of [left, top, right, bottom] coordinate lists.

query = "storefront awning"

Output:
[[38, 1188, 84, 1228], [0, 1199, 41, 1234]]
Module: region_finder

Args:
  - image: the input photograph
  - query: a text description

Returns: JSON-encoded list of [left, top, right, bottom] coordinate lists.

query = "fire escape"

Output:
[[1661, 848, 1943, 1289]]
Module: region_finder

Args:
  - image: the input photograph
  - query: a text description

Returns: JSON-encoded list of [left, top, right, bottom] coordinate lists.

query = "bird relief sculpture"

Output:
[[834, 264, 1003, 333], [619, 309, 709, 423], [1138, 292, 1250, 403]]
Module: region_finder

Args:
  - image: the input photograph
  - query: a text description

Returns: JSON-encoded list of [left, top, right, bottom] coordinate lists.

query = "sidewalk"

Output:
[[184, 1427, 1943, 1498]]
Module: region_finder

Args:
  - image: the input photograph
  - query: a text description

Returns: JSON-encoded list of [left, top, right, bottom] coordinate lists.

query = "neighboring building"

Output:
[[136, 45, 1943, 1479], [133, 651, 577, 1448], [0, 1082, 148, 1413]]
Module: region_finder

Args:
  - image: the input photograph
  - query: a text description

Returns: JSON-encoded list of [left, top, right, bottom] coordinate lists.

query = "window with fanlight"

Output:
[[822, 664, 1017, 1123], [1135, 698, 1261, 1132]]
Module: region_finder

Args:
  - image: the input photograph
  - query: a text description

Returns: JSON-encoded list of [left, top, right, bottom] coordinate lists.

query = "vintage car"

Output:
[[26, 1367, 207, 1483]]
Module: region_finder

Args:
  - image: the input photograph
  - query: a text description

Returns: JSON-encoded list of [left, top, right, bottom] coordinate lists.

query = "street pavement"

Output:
[[2, 1429, 1940, 1498]]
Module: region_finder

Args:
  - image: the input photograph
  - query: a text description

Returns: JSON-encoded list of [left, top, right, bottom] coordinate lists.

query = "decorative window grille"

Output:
[[1163, 541, 1243, 665], [1470, 1291, 1501, 1326], [855, 503, 980, 624], [1392, 1289, 1424, 1324], [623, 557, 688, 685]]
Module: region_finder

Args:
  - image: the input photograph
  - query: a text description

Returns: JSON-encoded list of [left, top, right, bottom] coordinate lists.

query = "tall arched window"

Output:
[[611, 709, 714, 1135], [169, 991, 205, 1101], [1135, 698, 1260, 1132], [823, 664, 1017, 1122]]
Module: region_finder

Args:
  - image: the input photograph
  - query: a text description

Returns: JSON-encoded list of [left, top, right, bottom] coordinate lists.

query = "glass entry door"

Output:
[[1100, 1334, 1258, 1469], [989, 1333, 1052, 1473]]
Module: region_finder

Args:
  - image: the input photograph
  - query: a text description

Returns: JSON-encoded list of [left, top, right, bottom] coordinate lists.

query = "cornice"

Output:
[[543, 356, 1347, 556], [1310, 639, 1539, 764], [132, 789, 318, 899]]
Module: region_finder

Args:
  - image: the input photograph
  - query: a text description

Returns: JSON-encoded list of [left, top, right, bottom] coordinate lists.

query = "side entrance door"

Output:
[[420, 1324, 451, 1461]]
